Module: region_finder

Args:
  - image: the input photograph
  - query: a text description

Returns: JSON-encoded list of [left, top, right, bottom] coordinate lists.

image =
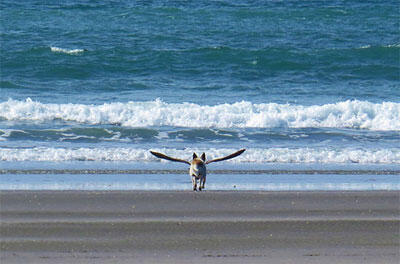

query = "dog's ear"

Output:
[[201, 153, 206, 161], [193, 153, 198, 159]]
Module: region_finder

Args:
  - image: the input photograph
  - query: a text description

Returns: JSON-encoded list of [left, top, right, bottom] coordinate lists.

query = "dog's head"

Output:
[[193, 152, 206, 162]]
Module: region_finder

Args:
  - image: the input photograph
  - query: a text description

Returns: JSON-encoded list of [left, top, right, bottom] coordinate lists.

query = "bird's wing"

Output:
[[150, 151, 191, 165], [205, 149, 246, 164]]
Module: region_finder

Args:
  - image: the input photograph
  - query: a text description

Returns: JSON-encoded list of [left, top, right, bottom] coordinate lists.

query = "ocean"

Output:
[[1, 0, 399, 190]]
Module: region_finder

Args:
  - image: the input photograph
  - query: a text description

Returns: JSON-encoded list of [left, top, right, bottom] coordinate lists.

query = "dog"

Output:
[[150, 149, 245, 191]]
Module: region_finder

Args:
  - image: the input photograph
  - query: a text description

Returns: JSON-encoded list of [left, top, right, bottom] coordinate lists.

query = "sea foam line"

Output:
[[2, 169, 398, 175], [50, 46, 85, 54], [1, 98, 399, 130], [0, 147, 399, 164]]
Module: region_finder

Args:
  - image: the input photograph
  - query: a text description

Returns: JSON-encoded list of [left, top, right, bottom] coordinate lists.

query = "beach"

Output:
[[1, 190, 398, 263]]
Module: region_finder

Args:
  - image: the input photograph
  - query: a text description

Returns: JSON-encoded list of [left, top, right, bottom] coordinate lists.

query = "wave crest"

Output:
[[0, 99, 399, 130], [50, 46, 85, 54], [0, 147, 399, 164]]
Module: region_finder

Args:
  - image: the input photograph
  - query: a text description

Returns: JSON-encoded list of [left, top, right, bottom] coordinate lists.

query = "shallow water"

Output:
[[1, 172, 399, 191]]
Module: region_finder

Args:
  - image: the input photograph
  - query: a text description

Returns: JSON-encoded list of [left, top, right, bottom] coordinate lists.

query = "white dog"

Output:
[[150, 149, 245, 191]]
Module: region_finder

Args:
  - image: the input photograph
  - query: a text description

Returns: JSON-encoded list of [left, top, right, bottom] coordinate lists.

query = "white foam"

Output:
[[385, 43, 400, 48], [1, 98, 399, 130], [0, 147, 399, 164], [50, 46, 85, 54], [359, 44, 400, 49]]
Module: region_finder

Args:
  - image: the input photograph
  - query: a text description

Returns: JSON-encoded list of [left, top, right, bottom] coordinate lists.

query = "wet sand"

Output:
[[1, 190, 399, 263]]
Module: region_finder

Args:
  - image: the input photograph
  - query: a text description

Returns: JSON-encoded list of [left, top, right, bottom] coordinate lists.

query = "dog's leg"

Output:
[[198, 175, 204, 191], [201, 176, 206, 190], [191, 176, 197, 191]]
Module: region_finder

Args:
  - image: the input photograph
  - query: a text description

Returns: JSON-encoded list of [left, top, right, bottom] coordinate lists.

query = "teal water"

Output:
[[1, 1, 399, 104]]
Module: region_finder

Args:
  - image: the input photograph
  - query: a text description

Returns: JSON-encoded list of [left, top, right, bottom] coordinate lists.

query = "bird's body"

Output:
[[150, 149, 245, 191]]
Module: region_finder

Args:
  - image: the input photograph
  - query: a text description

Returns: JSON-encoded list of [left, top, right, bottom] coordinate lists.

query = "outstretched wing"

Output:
[[206, 149, 246, 164], [150, 151, 191, 165]]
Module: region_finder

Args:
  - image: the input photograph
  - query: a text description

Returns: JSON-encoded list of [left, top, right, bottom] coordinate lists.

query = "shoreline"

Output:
[[2, 169, 400, 175], [2, 172, 399, 192], [1, 190, 399, 263]]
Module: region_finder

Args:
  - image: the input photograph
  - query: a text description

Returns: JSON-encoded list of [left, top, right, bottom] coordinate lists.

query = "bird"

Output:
[[150, 149, 246, 191]]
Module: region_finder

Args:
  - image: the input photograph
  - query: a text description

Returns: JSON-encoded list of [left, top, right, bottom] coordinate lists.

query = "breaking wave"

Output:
[[50, 46, 85, 54], [1, 98, 399, 130], [0, 147, 399, 164]]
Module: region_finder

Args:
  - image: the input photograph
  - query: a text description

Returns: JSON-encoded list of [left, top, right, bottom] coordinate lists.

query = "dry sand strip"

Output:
[[1, 190, 399, 264]]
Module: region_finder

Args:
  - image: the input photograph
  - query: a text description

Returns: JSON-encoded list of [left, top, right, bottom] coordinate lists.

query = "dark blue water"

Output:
[[0, 1, 399, 190], [1, 1, 399, 104]]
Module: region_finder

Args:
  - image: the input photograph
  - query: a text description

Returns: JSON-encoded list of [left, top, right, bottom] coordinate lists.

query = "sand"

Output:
[[1, 190, 399, 263]]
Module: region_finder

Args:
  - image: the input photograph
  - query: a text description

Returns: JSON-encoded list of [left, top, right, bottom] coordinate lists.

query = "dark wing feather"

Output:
[[205, 149, 246, 164], [150, 151, 190, 165]]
